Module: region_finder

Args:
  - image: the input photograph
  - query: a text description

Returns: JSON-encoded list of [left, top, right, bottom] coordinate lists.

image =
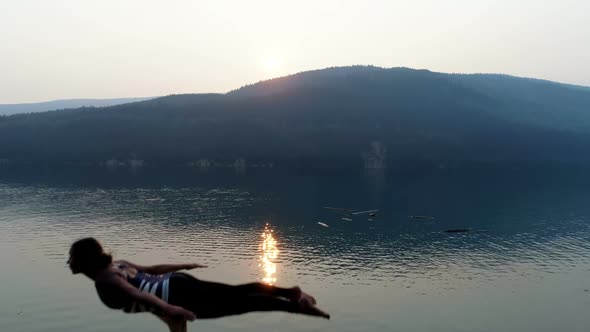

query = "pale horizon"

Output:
[[2, 65, 590, 105], [2, 0, 589, 103]]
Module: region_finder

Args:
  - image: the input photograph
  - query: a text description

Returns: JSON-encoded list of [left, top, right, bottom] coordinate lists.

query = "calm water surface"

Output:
[[1, 168, 590, 332]]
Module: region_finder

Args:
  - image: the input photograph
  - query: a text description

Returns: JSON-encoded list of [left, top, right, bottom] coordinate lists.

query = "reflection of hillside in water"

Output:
[[1, 167, 590, 289]]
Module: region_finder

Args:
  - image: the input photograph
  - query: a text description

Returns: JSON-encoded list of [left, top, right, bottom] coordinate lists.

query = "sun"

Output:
[[261, 54, 282, 76]]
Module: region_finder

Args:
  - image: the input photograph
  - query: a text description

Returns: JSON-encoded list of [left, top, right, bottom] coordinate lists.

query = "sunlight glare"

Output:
[[261, 55, 282, 76], [259, 223, 279, 285]]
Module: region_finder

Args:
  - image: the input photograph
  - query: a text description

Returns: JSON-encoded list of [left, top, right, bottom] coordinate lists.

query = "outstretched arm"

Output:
[[116, 260, 206, 275]]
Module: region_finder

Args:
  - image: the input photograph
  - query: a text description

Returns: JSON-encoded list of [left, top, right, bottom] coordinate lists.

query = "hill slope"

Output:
[[0, 97, 156, 115], [1, 66, 589, 168]]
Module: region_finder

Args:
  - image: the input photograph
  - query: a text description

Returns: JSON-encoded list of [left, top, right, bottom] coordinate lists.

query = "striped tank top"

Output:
[[118, 264, 172, 313]]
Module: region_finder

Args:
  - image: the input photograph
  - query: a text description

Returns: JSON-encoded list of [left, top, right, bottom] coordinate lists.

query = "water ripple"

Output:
[[2, 180, 590, 332]]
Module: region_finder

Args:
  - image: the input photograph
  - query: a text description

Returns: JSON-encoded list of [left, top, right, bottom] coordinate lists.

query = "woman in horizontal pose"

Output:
[[68, 238, 329, 332]]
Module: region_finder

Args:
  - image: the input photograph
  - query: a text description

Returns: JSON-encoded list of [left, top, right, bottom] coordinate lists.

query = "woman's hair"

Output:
[[69, 237, 113, 273]]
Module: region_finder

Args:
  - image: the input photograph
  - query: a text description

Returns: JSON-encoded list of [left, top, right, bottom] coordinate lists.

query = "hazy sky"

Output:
[[1, 0, 589, 103]]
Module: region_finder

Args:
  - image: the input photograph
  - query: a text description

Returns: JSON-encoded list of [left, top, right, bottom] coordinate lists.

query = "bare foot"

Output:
[[299, 291, 317, 305], [298, 297, 330, 319], [290, 286, 302, 301], [291, 286, 317, 305]]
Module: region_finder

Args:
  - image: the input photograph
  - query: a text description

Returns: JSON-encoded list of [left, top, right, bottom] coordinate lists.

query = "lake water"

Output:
[[1, 167, 590, 332]]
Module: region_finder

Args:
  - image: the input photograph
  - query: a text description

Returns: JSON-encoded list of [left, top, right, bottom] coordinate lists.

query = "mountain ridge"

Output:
[[1, 66, 589, 168], [0, 97, 157, 115]]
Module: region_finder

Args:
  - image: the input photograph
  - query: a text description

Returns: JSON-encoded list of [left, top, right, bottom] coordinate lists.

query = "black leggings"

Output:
[[168, 273, 299, 319]]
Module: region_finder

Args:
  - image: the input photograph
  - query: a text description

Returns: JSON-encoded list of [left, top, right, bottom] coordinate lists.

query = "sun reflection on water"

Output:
[[259, 223, 279, 285]]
